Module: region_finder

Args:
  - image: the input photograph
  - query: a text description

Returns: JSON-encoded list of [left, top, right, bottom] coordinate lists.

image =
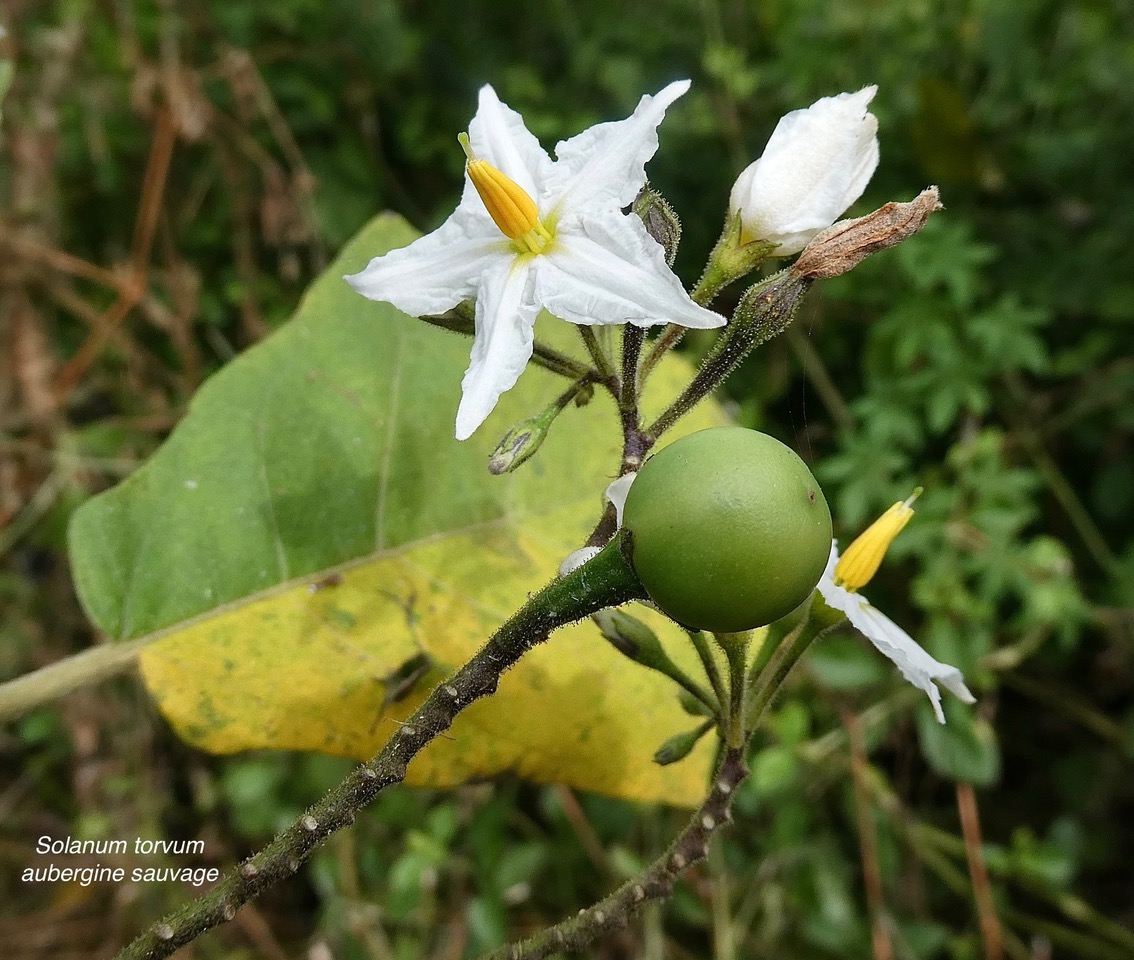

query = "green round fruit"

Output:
[[622, 427, 832, 632]]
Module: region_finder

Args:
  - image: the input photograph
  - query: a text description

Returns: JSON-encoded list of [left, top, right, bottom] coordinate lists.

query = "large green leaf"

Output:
[[68, 213, 729, 806]]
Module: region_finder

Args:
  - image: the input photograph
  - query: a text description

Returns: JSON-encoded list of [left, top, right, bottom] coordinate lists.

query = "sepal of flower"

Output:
[[696, 211, 780, 301], [633, 184, 682, 267], [347, 82, 725, 440], [817, 494, 976, 724]]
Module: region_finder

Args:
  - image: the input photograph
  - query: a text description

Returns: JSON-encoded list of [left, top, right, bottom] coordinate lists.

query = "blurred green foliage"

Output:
[[2, 0, 1133, 957]]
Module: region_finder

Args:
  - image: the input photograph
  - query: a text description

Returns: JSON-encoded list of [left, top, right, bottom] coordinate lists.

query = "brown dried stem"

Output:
[[956, 781, 1004, 960]]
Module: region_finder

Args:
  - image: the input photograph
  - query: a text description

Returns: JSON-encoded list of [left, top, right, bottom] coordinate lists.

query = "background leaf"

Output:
[[916, 701, 1001, 788], [68, 213, 729, 806]]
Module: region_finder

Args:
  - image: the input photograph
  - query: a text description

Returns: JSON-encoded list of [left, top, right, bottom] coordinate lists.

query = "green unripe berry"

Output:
[[622, 427, 832, 632]]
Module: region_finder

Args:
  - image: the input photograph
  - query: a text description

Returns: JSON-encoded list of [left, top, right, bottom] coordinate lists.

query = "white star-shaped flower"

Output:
[[729, 87, 880, 255], [347, 82, 724, 440], [816, 495, 976, 723]]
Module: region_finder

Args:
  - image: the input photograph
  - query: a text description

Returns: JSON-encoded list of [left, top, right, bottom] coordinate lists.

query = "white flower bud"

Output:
[[729, 87, 880, 256]]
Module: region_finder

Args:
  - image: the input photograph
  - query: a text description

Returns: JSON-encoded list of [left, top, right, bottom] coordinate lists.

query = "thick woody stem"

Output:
[[482, 745, 749, 960], [113, 541, 645, 960]]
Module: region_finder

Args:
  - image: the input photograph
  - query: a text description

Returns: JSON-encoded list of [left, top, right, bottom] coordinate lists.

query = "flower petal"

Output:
[[468, 85, 554, 202], [604, 472, 636, 526], [730, 87, 879, 255], [847, 596, 974, 723], [559, 473, 636, 574], [544, 80, 690, 213], [559, 546, 601, 576], [345, 207, 505, 317], [818, 543, 976, 723], [534, 212, 724, 329], [454, 259, 538, 440]]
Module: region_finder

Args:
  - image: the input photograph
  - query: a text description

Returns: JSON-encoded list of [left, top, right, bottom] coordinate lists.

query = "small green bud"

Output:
[[678, 687, 713, 717], [730, 269, 810, 348], [633, 184, 682, 266], [595, 609, 718, 714], [488, 414, 552, 474], [593, 608, 669, 668], [653, 720, 714, 766], [488, 375, 596, 474]]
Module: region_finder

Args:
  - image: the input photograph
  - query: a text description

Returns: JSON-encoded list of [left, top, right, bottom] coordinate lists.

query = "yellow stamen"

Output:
[[459, 133, 551, 253], [834, 488, 922, 591]]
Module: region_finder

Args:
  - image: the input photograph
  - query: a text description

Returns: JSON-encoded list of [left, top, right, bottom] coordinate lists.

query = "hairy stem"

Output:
[[113, 540, 645, 960], [689, 629, 728, 715], [744, 615, 838, 732], [618, 324, 652, 473], [638, 323, 686, 385], [637, 250, 734, 385], [647, 275, 810, 440], [579, 326, 617, 384], [421, 308, 594, 381], [714, 631, 751, 747]]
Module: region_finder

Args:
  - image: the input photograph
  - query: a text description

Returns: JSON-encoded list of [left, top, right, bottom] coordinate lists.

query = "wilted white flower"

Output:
[[816, 493, 976, 723], [729, 87, 880, 256], [348, 83, 724, 440], [558, 472, 638, 576]]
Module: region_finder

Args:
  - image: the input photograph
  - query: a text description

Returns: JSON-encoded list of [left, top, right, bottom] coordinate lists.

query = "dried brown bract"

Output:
[[791, 186, 943, 279]]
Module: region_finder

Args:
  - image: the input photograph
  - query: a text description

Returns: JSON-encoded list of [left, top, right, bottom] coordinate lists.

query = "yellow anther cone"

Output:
[[834, 489, 921, 591], [459, 133, 550, 252]]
